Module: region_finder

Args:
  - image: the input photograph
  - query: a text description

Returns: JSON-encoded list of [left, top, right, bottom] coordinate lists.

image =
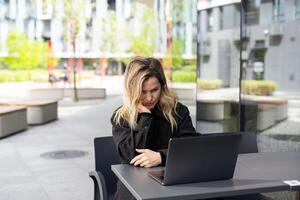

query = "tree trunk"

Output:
[[72, 41, 78, 102]]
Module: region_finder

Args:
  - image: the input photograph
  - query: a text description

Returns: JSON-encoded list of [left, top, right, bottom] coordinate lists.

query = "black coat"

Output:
[[111, 102, 198, 200]]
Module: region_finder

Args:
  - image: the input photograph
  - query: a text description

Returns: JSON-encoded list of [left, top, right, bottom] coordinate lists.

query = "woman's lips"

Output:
[[144, 103, 153, 107]]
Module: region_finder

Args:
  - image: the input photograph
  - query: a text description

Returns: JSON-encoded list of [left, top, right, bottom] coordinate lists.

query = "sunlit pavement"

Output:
[[0, 76, 124, 200], [0, 77, 299, 199], [0, 75, 124, 100], [0, 76, 196, 200]]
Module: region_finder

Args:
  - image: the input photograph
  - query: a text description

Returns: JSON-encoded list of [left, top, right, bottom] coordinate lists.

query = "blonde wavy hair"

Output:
[[113, 57, 178, 130]]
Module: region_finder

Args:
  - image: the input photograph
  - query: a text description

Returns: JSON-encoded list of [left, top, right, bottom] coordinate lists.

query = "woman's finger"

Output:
[[136, 149, 147, 153], [133, 156, 147, 166], [140, 160, 150, 168], [130, 153, 144, 164]]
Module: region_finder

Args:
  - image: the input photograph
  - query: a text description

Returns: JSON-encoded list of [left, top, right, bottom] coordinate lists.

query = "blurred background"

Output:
[[0, 0, 197, 86], [0, 0, 299, 199]]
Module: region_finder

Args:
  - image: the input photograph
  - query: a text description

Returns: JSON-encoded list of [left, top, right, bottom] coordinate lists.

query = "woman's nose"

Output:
[[145, 93, 153, 101]]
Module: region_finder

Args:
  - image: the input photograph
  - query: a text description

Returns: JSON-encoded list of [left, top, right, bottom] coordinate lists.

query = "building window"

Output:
[[296, 0, 300, 20], [219, 7, 223, 30], [207, 9, 213, 32], [244, 0, 259, 25], [273, 0, 285, 22]]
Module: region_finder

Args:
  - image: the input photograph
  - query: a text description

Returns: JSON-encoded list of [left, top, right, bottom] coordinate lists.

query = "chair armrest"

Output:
[[89, 171, 108, 200]]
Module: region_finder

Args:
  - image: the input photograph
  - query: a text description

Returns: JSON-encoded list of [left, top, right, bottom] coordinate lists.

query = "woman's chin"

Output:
[[144, 104, 154, 110]]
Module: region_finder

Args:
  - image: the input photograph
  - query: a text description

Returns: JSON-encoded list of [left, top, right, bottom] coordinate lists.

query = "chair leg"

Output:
[[90, 176, 100, 200]]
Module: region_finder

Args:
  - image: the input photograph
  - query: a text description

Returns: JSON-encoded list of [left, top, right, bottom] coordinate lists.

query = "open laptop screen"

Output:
[[148, 133, 242, 185]]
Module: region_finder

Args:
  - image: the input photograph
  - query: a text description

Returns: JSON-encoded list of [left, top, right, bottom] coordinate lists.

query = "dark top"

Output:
[[111, 102, 198, 200]]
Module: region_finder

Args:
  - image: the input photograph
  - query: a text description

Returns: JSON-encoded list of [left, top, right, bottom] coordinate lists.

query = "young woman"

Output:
[[111, 57, 198, 200]]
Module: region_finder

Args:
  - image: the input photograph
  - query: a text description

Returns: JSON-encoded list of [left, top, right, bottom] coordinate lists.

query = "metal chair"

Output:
[[89, 136, 120, 200]]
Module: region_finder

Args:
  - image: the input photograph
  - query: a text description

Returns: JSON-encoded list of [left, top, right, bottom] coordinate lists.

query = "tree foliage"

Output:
[[171, 38, 184, 70], [62, 0, 86, 45], [0, 30, 46, 70], [100, 11, 118, 54], [129, 5, 155, 56]]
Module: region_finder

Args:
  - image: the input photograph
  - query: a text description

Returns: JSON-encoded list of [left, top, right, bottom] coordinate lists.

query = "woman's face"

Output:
[[141, 76, 162, 110]]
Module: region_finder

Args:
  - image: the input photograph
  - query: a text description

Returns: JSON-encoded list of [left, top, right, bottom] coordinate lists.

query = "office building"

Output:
[[197, 0, 300, 91], [0, 0, 197, 73]]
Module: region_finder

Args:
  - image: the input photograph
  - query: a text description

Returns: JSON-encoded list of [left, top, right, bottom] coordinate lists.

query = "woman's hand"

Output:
[[130, 149, 162, 168], [137, 103, 151, 113]]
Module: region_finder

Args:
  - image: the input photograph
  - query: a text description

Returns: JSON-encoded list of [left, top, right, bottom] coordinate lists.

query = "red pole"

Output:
[[47, 40, 53, 73], [68, 57, 73, 83], [77, 57, 82, 82], [167, 20, 172, 81], [67, 29, 73, 83], [99, 57, 106, 76]]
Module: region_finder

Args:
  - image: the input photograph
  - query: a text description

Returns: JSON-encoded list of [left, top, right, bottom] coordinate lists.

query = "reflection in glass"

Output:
[[296, 0, 300, 20], [241, 1, 300, 197], [197, 0, 300, 155], [167, 0, 197, 127], [242, 0, 300, 153], [197, 1, 240, 134]]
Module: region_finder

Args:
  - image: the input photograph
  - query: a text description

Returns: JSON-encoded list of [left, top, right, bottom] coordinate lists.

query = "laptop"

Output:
[[147, 132, 242, 186]]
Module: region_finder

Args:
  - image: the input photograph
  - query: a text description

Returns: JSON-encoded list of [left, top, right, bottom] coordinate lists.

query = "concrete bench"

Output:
[[257, 104, 277, 131], [0, 100, 58, 125], [64, 88, 106, 99], [196, 95, 287, 131], [27, 88, 64, 100], [224, 97, 288, 131], [0, 106, 27, 138], [170, 84, 196, 105], [244, 96, 288, 122], [27, 88, 106, 100], [197, 98, 225, 121]]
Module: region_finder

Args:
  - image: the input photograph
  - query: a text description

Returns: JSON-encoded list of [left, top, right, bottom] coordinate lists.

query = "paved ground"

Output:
[[0, 94, 123, 200], [0, 76, 124, 200], [0, 77, 299, 200], [0, 76, 197, 200]]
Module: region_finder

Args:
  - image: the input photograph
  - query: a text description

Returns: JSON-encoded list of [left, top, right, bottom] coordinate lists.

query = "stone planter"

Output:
[[0, 106, 27, 138]]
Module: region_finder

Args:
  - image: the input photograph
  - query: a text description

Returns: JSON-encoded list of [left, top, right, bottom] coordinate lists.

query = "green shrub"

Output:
[[0, 70, 46, 82], [0, 30, 47, 70], [197, 79, 223, 90], [182, 64, 196, 72], [0, 71, 10, 82], [172, 71, 196, 83], [241, 80, 277, 96], [0, 69, 96, 83]]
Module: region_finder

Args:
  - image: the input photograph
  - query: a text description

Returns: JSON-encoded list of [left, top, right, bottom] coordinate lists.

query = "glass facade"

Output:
[[197, 1, 300, 148], [273, 0, 285, 22], [197, 2, 240, 134], [197, 1, 300, 197], [296, 0, 300, 20]]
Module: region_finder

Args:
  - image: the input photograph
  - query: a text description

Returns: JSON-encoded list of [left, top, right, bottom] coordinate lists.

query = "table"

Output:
[[112, 151, 300, 200]]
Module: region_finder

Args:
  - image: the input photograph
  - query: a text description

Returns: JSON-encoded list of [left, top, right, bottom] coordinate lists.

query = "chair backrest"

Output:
[[238, 132, 258, 154], [94, 136, 120, 197]]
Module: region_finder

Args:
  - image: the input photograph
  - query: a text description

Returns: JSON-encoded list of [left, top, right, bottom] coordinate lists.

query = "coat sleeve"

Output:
[[111, 113, 153, 164], [158, 103, 198, 165], [175, 103, 198, 137]]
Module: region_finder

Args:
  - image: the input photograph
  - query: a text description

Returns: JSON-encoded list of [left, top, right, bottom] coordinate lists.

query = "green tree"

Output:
[[100, 10, 118, 54], [171, 38, 184, 70], [61, 0, 86, 101], [129, 5, 155, 56], [0, 30, 46, 70]]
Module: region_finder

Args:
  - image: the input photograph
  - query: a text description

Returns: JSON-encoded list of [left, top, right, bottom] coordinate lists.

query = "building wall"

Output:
[[198, 0, 300, 91], [198, 4, 240, 87], [0, 0, 197, 61]]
